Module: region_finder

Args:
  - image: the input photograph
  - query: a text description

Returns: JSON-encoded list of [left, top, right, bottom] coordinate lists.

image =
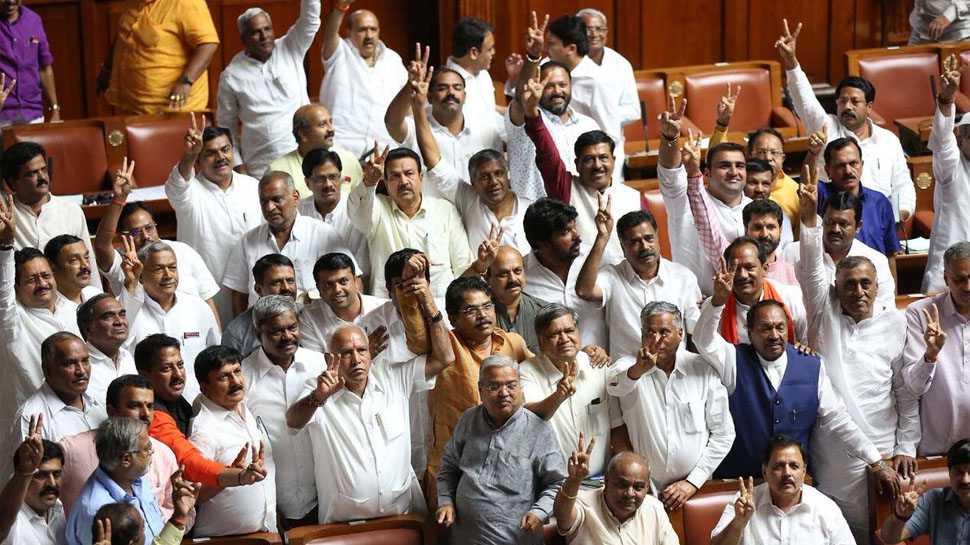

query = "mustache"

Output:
[[475, 317, 492, 328], [637, 248, 657, 260], [228, 384, 244, 394], [505, 280, 521, 289], [169, 376, 184, 387], [40, 486, 59, 496], [325, 131, 335, 140], [443, 95, 460, 104]]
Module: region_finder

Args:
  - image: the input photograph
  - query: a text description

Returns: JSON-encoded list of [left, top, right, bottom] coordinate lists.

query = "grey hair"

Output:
[[944, 241, 970, 268], [835, 255, 875, 277], [259, 171, 296, 193], [640, 301, 684, 330], [237, 7, 270, 34], [292, 108, 311, 143], [605, 451, 648, 477], [95, 416, 146, 471], [478, 354, 518, 383], [136, 241, 174, 268], [251, 294, 298, 330], [534, 303, 579, 338], [576, 8, 607, 24]]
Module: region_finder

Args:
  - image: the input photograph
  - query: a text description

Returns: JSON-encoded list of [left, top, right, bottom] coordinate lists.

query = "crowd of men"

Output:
[[1, 0, 970, 544]]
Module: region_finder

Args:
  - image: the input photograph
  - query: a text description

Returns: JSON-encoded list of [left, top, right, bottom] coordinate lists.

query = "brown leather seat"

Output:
[[623, 74, 666, 142], [4, 122, 109, 195], [682, 487, 736, 545], [856, 53, 940, 130], [182, 533, 281, 544], [285, 515, 424, 545], [638, 185, 672, 260], [869, 457, 950, 545], [684, 68, 787, 133], [125, 114, 196, 187], [543, 519, 565, 545]]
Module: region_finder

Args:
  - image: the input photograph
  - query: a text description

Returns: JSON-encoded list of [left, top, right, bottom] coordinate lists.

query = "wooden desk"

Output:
[[894, 116, 934, 156], [895, 251, 928, 295]]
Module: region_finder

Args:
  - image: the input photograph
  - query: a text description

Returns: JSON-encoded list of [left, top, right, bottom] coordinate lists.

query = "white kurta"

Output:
[[778, 236, 896, 309], [85, 344, 137, 405], [103, 240, 220, 303], [297, 196, 371, 276], [523, 247, 608, 349], [1, 500, 66, 545], [444, 57, 504, 138], [297, 292, 386, 353], [12, 195, 101, 290]]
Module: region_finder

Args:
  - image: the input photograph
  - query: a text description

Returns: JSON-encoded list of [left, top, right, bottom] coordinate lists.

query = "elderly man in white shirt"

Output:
[[576, 8, 639, 131], [298, 252, 385, 353], [796, 175, 919, 542], [777, 19, 915, 220], [223, 171, 348, 314], [922, 66, 970, 292], [445, 17, 504, 132], [409, 74, 531, 254], [1, 142, 101, 291], [242, 296, 328, 527], [77, 294, 137, 404], [166, 118, 262, 323], [0, 422, 68, 545], [608, 302, 734, 509], [120, 242, 221, 403], [189, 345, 275, 536], [577, 206, 702, 359], [296, 148, 370, 274], [216, 0, 320, 177], [520, 304, 622, 477], [711, 435, 855, 545], [12, 333, 107, 446], [346, 146, 475, 298], [286, 317, 455, 523], [386, 62, 503, 192], [320, 0, 407, 156]]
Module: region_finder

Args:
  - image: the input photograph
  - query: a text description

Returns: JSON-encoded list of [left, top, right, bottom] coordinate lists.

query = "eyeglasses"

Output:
[[121, 223, 157, 238], [586, 26, 608, 35], [310, 173, 342, 184], [483, 381, 519, 393], [752, 149, 785, 159], [459, 302, 494, 317]]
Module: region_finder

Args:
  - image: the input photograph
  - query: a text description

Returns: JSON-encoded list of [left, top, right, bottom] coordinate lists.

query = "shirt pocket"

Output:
[[586, 399, 610, 436], [494, 451, 532, 495], [678, 401, 704, 434], [378, 407, 406, 443]]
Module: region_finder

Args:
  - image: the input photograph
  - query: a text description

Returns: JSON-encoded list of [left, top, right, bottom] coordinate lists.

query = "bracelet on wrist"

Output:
[[0, 242, 15, 251], [893, 508, 911, 522], [937, 95, 954, 106], [18, 468, 37, 477], [925, 353, 938, 363], [525, 52, 541, 63], [560, 487, 578, 500], [237, 468, 247, 485], [112, 199, 126, 207], [688, 173, 703, 179], [337, 2, 350, 11]]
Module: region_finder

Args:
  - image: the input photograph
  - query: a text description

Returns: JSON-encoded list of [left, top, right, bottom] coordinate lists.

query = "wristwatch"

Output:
[[177, 76, 193, 85], [868, 459, 890, 474], [427, 311, 444, 325]]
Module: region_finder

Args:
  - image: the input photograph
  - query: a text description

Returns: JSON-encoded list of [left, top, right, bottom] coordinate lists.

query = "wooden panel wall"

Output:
[[24, 0, 916, 121]]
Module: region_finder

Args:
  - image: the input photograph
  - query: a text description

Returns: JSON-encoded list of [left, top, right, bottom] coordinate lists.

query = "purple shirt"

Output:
[[0, 6, 52, 122]]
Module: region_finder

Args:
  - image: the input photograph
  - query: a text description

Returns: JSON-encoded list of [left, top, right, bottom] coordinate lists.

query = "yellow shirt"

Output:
[[266, 147, 363, 198], [771, 173, 801, 240], [107, 0, 218, 114]]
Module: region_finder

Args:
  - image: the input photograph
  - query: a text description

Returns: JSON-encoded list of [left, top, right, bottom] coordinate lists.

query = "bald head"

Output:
[[348, 10, 380, 60], [603, 451, 650, 522], [329, 324, 368, 349], [487, 246, 526, 305], [606, 452, 649, 479], [293, 104, 336, 151]]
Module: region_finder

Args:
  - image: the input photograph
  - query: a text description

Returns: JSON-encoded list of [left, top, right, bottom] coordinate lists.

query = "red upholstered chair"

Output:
[[868, 457, 951, 545], [543, 519, 565, 545], [681, 483, 738, 545], [624, 72, 667, 142], [637, 185, 672, 260], [285, 514, 424, 545], [854, 52, 940, 130], [125, 113, 200, 187], [2, 120, 110, 195], [182, 532, 281, 544]]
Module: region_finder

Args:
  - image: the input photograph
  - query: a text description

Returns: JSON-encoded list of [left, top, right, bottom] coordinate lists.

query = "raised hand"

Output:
[[806, 125, 827, 157], [17, 413, 44, 475], [402, 252, 431, 282], [940, 65, 964, 104], [247, 441, 268, 482], [0, 192, 16, 245], [409, 65, 433, 108], [183, 112, 205, 160], [893, 478, 925, 520], [170, 466, 201, 521], [368, 325, 389, 359], [93, 517, 112, 545], [567, 430, 596, 481], [506, 53, 524, 82], [120, 234, 143, 293], [922, 303, 948, 360], [797, 163, 819, 227], [312, 368, 345, 404], [775, 19, 802, 69], [594, 192, 613, 240], [663, 479, 698, 511], [112, 157, 136, 201], [475, 223, 505, 274], [522, 73, 550, 118], [0, 73, 16, 110], [716, 83, 742, 127], [581, 344, 611, 368], [525, 11, 549, 59], [631, 343, 658, 377], [436, 504, 456, 527], [711, 256, 738, 307], [555, 360, 577, 400], [681, 128, 703, 176], [363, 142, 390, 187], [658, 93, 687, 140], [734, 476, 756, 523]]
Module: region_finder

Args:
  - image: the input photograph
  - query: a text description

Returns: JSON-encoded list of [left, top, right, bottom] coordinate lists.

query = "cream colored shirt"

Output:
[[267, 147, 363, 198], [563, 490, 679, 545]]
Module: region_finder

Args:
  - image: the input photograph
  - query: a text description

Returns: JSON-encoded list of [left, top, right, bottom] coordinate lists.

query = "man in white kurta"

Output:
[[444, 16, 504, 135], [576, 8, 639, 134], [319, 3, 407, 156], [77, 295, 137, 404], [216, 0, 320, 177], [12, 377, 107, 446]]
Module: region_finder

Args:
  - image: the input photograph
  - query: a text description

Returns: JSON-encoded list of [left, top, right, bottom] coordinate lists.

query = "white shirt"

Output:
[[346, 182, 473, 297], [728, 282, 807, 344], [595, 259, 702, 359], [189, 397, 277, 535], [299, 351, 432, 523], [597, 47, 640, 129], [399, 105, 504, 196], [519, 352, 619, 475], [85, 344, 137, 405], [568, 55, 625, 186], [242, 347, 328, 519], [0, 250, 81, 456], [779, 236, 895, 310], [607, 350, 734, 492], [103, 240, 220, 302], [444, 57, 505, 136], [1, 500, 66, 545], [795, 223, 920, 457], [321, 39, 408, 157], [564, 490, 678, 545], [222, 214, 351, 305], [121, 287, 220, 403], [711, 483, 855, 545], [570, 179, 642, 264], [658, 163, 752, 294], [12, 383, 107, 444], [424, 160, 532, 254], [523, 247, 608, 349], [787, 65, 915, 217], [924, 105, 970, 292], [12, 195, 101, 290], [297, 196, 371, 275], [164, 166, 262, 283], [693, 298, 883, 464], [216, 0, 319, 176], [298, 293, 386, 353], [507, 106, 600, 201]]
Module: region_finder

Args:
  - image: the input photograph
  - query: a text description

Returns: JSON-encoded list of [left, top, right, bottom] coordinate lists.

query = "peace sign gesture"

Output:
[[711, 256, 738, 307], [363, 142, 390, 187], [183, 112, 206, 159], [522, 73, 551, 118], [893, 478, 926, 520], [775, 19, 802, 69], [408, 43, 433, 107], [939, 64, 965, 104], [797, 162, 819, 227], [237, 441, 268, 485], [555, 360, 578, 401], [475, 223, 505, 274], [0, 73, 16, 110], [17, 413, 44, 476], [525, 11, 549, 59], [681, 128, 703, 176], [627, 343, 658, 380], [922, 303, 948, 359], [93, 517, 112, 545], [312, 367, 345, 405], [734, 476, 756, 523], [659, 93, 687, 140], [567, 430, 596, 481], [594, 192, 613, 240], [0, 192, 16, 245], [112, 157, 136, 202], [716, 83, 742, 128], [120, 234, 142, 294]]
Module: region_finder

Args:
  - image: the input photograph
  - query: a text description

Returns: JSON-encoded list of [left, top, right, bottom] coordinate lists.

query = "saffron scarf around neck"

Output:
[[720, 279, 796, 344]]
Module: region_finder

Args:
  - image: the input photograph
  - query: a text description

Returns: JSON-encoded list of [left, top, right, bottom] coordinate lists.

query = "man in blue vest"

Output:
[[693, 261, 898, 500]]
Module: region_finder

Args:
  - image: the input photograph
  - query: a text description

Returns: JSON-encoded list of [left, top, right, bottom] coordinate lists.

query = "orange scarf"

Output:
[[721, 279, 796, 344]]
